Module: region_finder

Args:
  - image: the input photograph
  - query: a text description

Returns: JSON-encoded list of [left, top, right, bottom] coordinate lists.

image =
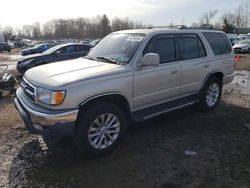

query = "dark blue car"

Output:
[[17, 43, 91, 74], [21, 43, 52, 56]]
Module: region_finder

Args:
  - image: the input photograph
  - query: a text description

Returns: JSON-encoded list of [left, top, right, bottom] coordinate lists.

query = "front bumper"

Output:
[[14, 89, 79, 136]]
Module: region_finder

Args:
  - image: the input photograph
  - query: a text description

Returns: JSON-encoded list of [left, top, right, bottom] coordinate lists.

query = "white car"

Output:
[[233, 40, 250, 53]]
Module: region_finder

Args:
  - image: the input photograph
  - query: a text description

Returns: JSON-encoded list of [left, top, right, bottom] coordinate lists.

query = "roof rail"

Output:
[[147, 25, 215, 30], [147, 25, 188, 29]]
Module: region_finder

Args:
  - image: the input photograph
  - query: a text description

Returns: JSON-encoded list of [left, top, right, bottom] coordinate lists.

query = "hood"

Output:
[[25, 58, 129, 88], [19, 53, 45, 61], [233, 43, 250, 48]]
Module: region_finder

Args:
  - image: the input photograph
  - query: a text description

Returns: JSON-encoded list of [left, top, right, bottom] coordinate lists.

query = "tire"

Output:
[[248, 49, 250, 54], [74, 102, 127, 157], [199, 76, 222, 111], [0, 91, 3, 99]]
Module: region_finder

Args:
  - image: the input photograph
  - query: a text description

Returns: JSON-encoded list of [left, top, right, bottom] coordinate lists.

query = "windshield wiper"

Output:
[[96, 56, 119, 64]]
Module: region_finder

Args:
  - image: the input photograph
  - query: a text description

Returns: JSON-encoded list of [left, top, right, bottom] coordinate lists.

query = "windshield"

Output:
[[87, 33, 145, 64]]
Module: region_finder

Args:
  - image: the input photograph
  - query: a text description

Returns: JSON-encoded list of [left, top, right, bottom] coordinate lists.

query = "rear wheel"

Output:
[[199, 77, 222, 111], [75, 102, 127, 157]]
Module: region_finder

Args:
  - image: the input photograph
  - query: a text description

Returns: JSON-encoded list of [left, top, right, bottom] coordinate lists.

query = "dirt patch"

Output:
[[235, 54, 250, 71], [0, 92, 250, 188]]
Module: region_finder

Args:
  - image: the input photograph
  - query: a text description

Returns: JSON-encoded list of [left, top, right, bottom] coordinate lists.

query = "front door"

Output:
[[133, 34, 181, 111]]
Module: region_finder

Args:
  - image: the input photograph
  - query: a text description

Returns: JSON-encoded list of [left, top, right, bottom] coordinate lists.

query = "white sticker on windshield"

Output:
[[126, 36, 144, 42]]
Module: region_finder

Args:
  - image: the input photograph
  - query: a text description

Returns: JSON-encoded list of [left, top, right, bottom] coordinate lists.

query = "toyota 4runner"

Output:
[[14, 28, 234, 156]]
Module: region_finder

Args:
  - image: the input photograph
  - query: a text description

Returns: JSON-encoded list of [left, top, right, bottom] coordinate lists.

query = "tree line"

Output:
[[189, 1, 250, 33], [0, 15, 146, 41]]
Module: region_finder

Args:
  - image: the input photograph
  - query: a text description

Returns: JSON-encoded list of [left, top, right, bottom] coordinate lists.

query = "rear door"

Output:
[[177, 33, 208, 96]]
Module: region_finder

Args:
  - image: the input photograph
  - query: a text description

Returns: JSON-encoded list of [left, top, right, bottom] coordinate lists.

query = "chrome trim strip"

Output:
[[143, 101, 196, 120]]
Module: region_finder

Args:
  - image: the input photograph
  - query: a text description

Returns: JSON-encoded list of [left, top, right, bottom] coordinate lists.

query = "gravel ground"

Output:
[[0, 53, 250, 188]]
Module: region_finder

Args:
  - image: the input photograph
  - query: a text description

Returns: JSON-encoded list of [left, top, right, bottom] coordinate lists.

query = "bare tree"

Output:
[[200, 9, 218, 25], [221, 12, 237, 26], [3, 26, 13, 40], [32, 22, 41, 39], [42, 20, 56, 39], [22, 25, 33, 38]]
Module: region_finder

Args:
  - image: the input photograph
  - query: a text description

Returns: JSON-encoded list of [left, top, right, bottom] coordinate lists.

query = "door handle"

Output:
[[171, 70, 178, 74]]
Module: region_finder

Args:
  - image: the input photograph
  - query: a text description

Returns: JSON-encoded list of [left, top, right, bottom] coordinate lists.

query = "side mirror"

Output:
[[138, 53, 160, 68]]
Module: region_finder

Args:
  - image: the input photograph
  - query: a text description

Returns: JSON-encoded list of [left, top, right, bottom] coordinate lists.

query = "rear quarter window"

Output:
[[203, 32, 232, 55]]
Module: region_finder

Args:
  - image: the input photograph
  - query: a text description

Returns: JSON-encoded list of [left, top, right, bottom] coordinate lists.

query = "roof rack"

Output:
[[147, 25, 214, 30], [147, 25, 188, 29]]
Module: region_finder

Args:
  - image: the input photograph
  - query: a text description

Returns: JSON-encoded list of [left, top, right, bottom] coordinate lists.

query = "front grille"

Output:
[[21, 78, 36, 102]]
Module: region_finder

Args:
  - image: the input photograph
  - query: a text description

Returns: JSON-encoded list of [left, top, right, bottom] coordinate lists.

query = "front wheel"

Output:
[[199, 77, 222, 111], [74, 103, 127, 157]]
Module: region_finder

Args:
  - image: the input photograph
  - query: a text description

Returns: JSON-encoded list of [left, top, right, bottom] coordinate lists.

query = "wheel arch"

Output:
[[200, 72, 224, 90], [77, 93, 132, 122]]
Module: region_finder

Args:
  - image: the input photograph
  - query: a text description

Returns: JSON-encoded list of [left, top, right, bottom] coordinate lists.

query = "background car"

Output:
[[7, 41, 15, 49], [233, 39, 250, 53], [17, 43, 91, 74], [0, 42, 11, 52], [21, 43, 52, 56]]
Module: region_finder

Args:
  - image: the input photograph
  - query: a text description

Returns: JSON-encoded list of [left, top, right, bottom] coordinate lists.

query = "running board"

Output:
[[132, 94, 199, 121]]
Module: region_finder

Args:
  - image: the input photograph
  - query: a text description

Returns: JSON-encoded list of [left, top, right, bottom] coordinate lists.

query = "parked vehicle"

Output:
[[12, 38, 25, 48], [21, 43, 52, 56], [233, 39, 250, 53], [0, 42, 11, 52], [23, 39, 35, 47], [8, 41, 15, 49], [14, 29, 234, 156], [17, 43, 91, 74], [0, 64, 17, 98]]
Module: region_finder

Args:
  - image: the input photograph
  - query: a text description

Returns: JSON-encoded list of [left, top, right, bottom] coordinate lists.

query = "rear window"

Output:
[[203, 32, 231, 55]]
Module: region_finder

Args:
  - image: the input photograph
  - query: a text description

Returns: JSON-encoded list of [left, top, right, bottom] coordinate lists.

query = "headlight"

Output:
[[37, 87, 65, 105]]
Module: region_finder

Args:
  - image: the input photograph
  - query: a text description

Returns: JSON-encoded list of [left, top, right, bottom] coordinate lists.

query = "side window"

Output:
[[143, 35, 176, 64], [64, 46, 75, 53], [203, 32, 231, 55], [178, 34, 206, 60], [77, 45, 91, 52]]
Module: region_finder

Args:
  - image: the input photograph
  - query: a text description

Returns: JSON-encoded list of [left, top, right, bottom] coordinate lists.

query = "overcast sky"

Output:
[[0, 0, 245, 27]]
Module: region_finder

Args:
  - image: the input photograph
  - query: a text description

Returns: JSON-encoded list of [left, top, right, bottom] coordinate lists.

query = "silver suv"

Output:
[[14, 28, 234, 156]]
